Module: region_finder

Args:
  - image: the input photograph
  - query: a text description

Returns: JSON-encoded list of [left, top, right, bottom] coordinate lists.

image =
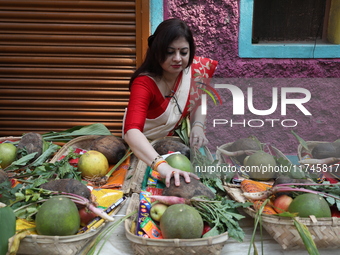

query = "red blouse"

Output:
[[123, 75, 188, 134]]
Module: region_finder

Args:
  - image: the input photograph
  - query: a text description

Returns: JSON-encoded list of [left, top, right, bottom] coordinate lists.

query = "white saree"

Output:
[[143, 67, 191, 140]]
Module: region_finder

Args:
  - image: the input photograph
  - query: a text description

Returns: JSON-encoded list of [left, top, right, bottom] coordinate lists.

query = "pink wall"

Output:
[[165, 0, 340, 155]]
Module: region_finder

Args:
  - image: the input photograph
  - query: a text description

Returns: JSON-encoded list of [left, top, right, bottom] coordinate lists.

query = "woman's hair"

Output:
[[129, 18, 196, 88]]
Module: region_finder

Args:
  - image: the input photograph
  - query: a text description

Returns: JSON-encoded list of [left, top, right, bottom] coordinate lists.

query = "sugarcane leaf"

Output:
[[248, 199, 269, 255], [291, 130, 310, 152], [42, 123, 112, 141], [293, 218, 320, 255]]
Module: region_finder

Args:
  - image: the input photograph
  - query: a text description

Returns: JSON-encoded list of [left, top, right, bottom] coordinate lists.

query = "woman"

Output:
[[123, 18, 217, 187]]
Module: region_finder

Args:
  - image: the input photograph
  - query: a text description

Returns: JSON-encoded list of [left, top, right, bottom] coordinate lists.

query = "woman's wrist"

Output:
[[153, 159, 167, 171], [150, 155, 168, 172], [193, 120, 205, 129], [150, 155, 162, 170]]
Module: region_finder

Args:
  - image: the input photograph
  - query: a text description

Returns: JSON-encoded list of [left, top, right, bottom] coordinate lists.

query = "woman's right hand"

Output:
[[156, 162, 199, 187]]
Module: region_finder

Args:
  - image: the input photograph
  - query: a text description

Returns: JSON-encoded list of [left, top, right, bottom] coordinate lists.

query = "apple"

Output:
[[150, 203, 168, 222], [273, 194, 293, 213], [202, 222, 212, 236], [79, 207, 98, 227], [331, 206, 340, 218]]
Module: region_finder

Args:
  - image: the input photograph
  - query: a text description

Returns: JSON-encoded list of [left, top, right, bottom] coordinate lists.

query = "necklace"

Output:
[[161, 77, 182, 114], [162, 77, 176, 97]]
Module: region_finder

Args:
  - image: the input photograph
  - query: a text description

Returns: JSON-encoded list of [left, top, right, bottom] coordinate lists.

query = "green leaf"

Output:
[[5, 153, 38, 170], [31, 143, 60, 167], [42, 123, 112, 142], [291, 130, 310, 152], [293, 218, 320, 255], [202, 225, 220, 238]]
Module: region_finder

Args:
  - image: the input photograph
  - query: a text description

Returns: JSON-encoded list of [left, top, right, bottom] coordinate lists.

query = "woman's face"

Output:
[[160, 36, 190, 76]]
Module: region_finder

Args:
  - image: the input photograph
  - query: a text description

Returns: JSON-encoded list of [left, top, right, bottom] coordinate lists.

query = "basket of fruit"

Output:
[[297, 139, 340, 165], [0, 133, 131, 255], [2, 187, 126, 255], [49, 134, 137, 192], [124, 193, 230, 255], [124, 135, 253, 255], [216, 137, 292, 181], [224, 179, 340, 250]]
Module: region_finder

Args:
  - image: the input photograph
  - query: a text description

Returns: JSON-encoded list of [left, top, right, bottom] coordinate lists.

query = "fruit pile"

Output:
[[218, 136, 340, 219], [240, 178, 340, 218], [133, 145, 251, 242], [0, 127, 130, 254]]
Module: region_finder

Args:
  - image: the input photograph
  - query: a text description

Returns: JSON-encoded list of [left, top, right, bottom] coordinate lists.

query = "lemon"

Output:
[[0, 143, 17, 168]]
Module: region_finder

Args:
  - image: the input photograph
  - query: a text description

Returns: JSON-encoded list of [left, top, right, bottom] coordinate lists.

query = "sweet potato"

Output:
[[90, 135, 127, 164], [162, 176, 215, 199], [253, 200, 277, 215], [153, 138, 190, 158], [40, 179, 91, 200], [240, 179, 272, 193]]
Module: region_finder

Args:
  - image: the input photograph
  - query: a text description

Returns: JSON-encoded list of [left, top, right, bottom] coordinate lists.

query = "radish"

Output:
[[147, 195, 191, 205]]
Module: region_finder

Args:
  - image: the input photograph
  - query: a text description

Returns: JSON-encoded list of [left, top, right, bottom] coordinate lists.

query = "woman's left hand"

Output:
[[190, 125, 208, 148]]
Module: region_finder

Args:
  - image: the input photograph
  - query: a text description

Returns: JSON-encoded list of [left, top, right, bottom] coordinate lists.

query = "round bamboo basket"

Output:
[[16, 226, 105, 255], [216, 142, 290, 166], [49, 135, 138, 194], [124, 193, 229, 255], [224, 184, 340, 250], [297, 141, 331, 161], [49, 135, 102, 163], [0, 136, 21, 143], [216, 142, 291, 180], [244, 207, 340, 250]]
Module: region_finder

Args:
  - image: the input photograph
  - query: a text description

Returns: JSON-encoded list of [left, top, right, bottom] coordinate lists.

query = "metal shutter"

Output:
[[0, 0, 149, 137]]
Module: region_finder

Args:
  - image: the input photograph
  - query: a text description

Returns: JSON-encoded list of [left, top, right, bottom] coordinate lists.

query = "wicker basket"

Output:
[[216, 142, 291, 180], [16, 196, 127, 255], [224, 184, 340, 250], [216, 142, 290, 166], [297, 141, 330, 161], [16, 225, 105, 255], [124, 193, 229, 255], [49, 135, 138, 194], [0, 136, 21, 143]]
